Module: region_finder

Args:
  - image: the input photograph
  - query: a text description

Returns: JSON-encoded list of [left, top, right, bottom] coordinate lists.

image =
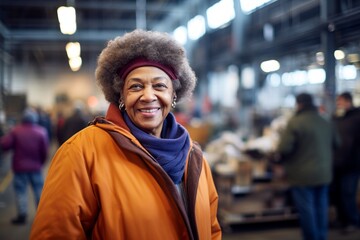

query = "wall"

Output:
[[8, 61, 109, 115]]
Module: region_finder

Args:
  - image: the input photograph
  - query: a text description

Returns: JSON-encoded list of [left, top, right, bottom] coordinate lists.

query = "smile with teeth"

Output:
[[139, 108, 160, 113]]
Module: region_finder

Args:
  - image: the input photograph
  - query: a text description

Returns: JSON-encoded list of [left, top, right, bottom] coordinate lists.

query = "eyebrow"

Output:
[[126, 76, 170, 82]]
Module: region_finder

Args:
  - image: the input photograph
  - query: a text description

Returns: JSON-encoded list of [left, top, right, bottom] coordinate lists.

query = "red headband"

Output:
[[118, 58, 177, 80]]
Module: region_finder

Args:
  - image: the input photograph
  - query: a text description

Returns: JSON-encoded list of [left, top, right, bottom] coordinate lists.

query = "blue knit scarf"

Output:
[[123, 112, 190, 184]]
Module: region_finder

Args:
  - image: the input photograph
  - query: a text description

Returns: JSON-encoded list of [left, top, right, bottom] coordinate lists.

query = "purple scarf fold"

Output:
[[123, 112, 190, 184]]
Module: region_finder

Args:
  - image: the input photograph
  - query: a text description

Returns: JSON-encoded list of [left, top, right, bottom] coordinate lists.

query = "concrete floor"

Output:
[[222, 221, 360, 240], [0, 185, 35, 240], [1, 202, 359, 240]]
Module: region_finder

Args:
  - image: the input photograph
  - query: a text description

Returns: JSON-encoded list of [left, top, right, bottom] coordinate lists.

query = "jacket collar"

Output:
[[105, 102, 130, 131]]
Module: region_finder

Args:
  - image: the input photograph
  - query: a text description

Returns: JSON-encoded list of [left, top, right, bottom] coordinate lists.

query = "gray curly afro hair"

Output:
[[95, 29, 197, 104]]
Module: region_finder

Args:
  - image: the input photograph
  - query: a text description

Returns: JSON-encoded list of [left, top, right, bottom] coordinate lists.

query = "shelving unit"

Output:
[[213, 161, 298, 230]]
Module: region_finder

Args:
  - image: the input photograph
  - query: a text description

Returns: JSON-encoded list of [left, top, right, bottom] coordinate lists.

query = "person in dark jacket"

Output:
[[275, 92, 340, 240], [58, 104, 89, 145], [331, 91, 360, 233], [0, 109, 49, 224]]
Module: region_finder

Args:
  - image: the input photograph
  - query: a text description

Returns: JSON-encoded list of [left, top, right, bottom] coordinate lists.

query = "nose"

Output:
[[140, 86, 156, 102]]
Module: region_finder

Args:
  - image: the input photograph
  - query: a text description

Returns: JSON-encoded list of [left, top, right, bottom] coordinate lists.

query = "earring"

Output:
[[119, 101, 125, 111], [171, 96, 177, 109]]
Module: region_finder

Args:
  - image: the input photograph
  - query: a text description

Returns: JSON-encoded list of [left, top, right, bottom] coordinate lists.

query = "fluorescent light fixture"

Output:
[[293, 70, 308, 85], [173, 26, 188, 45], [57, 6, 77, 35], [308, 68, 326, 84], [281, 71, 307, 86], [267, 73, 281, 87], [59, 22, 76, 35], [282, 69, 325, 86], [187, 15, 206, 40], [281, 72, 292, 86], [241, 66, 255, 89], [207, 0, 235, 29], [339, 65, 357, 80], [69, 56, 82, 72], [260, 59, 280, 72], [66, 42, 81, 59]]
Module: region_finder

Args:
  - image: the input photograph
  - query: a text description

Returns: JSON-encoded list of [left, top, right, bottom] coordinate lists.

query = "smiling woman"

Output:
[[30, 29, 222, 240], [123, 66, 174, 137]]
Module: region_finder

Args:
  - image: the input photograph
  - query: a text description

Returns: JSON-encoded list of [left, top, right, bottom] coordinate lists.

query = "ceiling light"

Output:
[[334, 50, 345, 60], [69, 56, 82, 72], [260, 59, 280, 72], [57, 6, 77, 35], [173, 26, 187, 45], [308, 68, 326, 84], [66, 42, 81, 59], [207, 0, 235, 29], [187, 15, 206, 40]]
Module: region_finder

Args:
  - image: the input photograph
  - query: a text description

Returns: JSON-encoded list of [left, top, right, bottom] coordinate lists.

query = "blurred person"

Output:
[[274, 93, 339, 240], [30, 29, 221, 239], [54, 111, 66, 146], [0, 109, 49, 225], [331, 91, 360, 233], [58, 103, 89, 145], [35, 106, 53, 141], [173, 106, 191, 126]]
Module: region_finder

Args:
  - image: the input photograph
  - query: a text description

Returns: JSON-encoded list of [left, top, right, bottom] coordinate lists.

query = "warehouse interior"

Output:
[[1, 0, 360, 239]]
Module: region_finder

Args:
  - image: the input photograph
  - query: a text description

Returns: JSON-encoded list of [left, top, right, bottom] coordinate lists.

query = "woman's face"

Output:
[[122, 66, 175, 137]]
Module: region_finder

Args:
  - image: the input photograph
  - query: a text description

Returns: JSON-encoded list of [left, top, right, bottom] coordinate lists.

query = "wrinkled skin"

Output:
[[122, 66, 175, 137]]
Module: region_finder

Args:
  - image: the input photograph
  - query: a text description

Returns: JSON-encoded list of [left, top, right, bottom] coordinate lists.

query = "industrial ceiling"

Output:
[[1, 0, 360, 72], [0, 0, 201, 70]]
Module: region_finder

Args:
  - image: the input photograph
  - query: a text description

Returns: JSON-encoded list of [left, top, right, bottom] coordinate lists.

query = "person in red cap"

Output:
[[30, 29, 221, 240]]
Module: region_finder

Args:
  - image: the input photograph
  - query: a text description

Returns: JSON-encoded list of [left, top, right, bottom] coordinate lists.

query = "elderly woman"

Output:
[[30, 30, 221, 240]]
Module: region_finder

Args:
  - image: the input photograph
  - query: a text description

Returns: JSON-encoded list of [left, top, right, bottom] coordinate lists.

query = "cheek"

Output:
[[123, 93, 137, 105], [164, 95, 174, 106]]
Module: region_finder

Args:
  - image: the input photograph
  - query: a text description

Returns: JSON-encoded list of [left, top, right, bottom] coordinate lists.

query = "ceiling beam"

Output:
[[0, 1, 184, 13], [8, 29, 124, 42]]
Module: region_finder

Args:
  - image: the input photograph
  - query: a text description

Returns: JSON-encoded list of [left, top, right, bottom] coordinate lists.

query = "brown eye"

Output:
[[153, 83, 167, 89], [128, 84, 143, 91]]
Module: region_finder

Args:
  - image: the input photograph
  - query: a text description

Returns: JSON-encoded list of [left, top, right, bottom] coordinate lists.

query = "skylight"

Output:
[[207, 0, 235, 29], [187, 15, 206, 40], [239, 0, 276, 14]]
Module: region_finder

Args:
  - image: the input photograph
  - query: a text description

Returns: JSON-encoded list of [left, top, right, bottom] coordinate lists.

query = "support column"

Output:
[[321, 0, 337, 113]]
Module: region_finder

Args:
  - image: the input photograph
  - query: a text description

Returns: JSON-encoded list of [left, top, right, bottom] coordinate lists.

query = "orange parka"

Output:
[[30, 103, 221, 240]]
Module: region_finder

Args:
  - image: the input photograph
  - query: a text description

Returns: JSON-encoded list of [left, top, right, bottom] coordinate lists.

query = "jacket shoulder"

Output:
[[63, 125, 113, 147]]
